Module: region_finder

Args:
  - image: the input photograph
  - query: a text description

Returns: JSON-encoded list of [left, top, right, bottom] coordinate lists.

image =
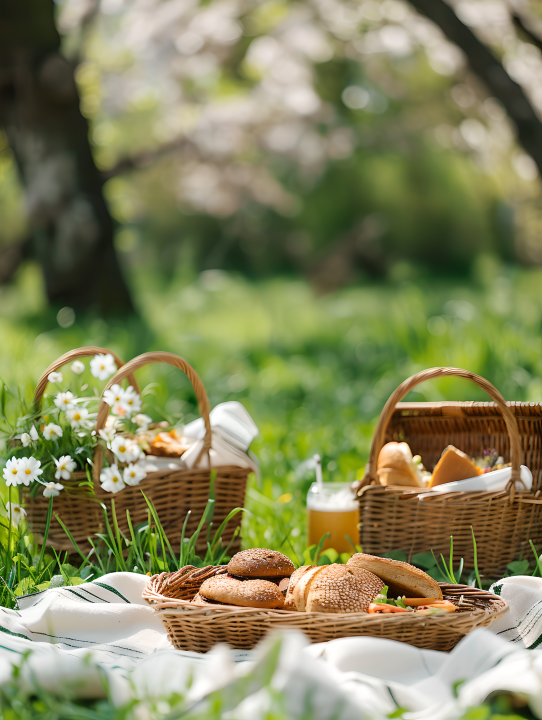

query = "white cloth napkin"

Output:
[[181, 401, 260, 475], [137, 401, 259, 476], [428, 464, 533, 494]]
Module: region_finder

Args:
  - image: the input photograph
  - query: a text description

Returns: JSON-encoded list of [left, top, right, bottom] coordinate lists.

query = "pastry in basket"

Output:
[[377, 442, 426, 487], [194, 575, 285, 608], [227, 549, 294, 595], [147, 429, 191, 458], [347, 554, 456, 615]]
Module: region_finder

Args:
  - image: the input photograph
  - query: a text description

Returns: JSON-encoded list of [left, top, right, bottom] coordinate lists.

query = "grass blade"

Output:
[[470, 526, 482, 588], [530, 540, 542, 577], [36, 497, 54, 574]]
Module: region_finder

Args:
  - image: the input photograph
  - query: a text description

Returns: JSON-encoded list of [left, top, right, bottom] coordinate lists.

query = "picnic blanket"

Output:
[[0, 572, 541, 718]]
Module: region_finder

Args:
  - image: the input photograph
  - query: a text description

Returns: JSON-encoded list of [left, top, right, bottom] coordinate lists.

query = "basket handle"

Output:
[[92, 351, 212, 483], [33, 346, 140, 407], [364, 367, 522, 487]]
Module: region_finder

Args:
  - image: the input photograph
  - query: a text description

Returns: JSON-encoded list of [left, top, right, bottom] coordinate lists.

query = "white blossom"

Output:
[[103, 384, 125, 408], [17, 457, 44, 486], [134, 413, 152, 433], [30, 425, 39, 442], [3, 458, 24, 486], [54, 455, 77, 480], [100, 465, 126, 493], [111, 436, 141, 463], [43, 423, 63, 441], [48, 372, 63, 384], [90, 353, 117, 381], [43, 482, 64, 498], [54, 391, 76, 411], [71, 360, 85, 374], [123, 463, 147, 486], [20, 433, 32, 447], [6, 502, 27, 526], [123, 386, 142, 417], [66, 406, 91, 429]]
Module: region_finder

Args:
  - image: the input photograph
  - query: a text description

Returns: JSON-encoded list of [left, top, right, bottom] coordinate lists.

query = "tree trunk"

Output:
[[0, 0, 134, 315], [409, 0, 542, 178]]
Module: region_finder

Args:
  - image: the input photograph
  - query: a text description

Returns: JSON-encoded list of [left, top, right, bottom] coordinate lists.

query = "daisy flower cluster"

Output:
[[1, 352, 149, 502]]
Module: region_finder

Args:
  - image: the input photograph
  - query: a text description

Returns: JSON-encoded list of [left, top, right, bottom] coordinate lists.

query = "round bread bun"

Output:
[[304, 564, 384, 614], [377, 442, 423, 488], [347, 554, 442, 600], [227, 549, 295, 578], [199, 574, 285, 609], [284, 565, 314, 610]]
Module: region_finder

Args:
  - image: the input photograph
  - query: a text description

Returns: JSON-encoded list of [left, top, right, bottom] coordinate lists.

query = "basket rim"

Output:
[[143, 581, 508, 627]]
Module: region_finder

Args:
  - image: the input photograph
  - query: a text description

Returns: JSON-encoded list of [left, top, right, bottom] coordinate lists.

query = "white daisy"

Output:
[[43, 423, 63, 441], [48, 372, 63, 384], [20, 433, 32, 447], [66, 406, 90, 429], [43, 482, 64, 498], [90, 353, 117, 381], [6, 502, 27, 526], [30, 425, 39, 442], [134, 414, 152, 431], [100, 465, 125, 493], [123, 463, 147, 487], [18, 457, 44, 486], [71, 360, 85, 374], [122, 387, 142, 417], [54, 391, 76, 411], [3, 458, 23, 486], [111, 436, 141, 463], [103, 384, 125, 408], [54, 455, 76, 480]]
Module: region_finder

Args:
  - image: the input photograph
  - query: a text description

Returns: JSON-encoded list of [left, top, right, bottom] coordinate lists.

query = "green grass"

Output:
[[3, 259, 542, 564]]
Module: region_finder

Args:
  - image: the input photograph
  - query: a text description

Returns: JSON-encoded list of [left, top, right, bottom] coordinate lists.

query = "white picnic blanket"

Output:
[[1, 573, 542, 718]]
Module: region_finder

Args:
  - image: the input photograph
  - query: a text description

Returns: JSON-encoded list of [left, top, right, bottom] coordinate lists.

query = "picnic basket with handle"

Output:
[[356, 367, 542, 578], [142, 570, 508, 653], [25, 350, 251, 554]]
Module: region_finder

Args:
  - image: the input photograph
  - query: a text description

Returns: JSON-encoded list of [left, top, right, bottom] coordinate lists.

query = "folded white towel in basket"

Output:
[[138, 401, 259, 476]]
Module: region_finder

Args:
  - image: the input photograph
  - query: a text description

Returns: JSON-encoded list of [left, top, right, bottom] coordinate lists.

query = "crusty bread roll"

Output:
[[284, 566, 316, 610], [199, 575, 285, 609], [293, 566, 321, 611], [228, 549, 295, 579], [304, 565, 384, 614], [347, 554, 442, 600], [377, 442, 424, 487], [429, 445, 482, 488]]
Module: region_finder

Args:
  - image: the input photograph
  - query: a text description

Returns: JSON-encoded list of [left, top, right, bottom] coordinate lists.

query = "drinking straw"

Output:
[[314, 454, 323, 491]]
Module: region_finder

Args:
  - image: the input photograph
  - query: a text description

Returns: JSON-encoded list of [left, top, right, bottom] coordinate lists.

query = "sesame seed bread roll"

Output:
[[284, 565, 315, 610], [305, 564, 384, 614], [347, 554, 442, 600], [227, 549, 295, 578], [199, 574, 285, 609]]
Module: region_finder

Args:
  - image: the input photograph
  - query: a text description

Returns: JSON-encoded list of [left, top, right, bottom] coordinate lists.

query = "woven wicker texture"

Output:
[[142, 572, 507, 653], [24, 350, 250, 553], [358, 367, 542, 577]]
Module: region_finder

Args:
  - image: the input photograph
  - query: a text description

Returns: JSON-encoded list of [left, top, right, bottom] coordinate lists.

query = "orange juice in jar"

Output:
[[307, 482, 359, 555]]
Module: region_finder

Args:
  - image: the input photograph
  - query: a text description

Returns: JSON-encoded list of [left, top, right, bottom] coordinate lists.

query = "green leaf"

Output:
[[384, 550, 408, 562], [506, 560, 530, 575], [411, 552, 436, 569]]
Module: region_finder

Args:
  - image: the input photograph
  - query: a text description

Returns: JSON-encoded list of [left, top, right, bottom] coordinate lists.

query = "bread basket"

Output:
[[25, 350, 251, 553], [143, 568, 508, 653], [357, 367, 542, 577]]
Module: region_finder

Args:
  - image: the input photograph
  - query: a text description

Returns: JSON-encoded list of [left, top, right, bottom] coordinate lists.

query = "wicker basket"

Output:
[[25, 350, 251, 554], [142, 570, 508, 653], [357, 367, 542, 578]]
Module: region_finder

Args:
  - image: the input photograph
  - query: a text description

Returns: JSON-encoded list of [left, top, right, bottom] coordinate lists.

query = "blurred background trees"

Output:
[[1, 0, 542, 314]]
